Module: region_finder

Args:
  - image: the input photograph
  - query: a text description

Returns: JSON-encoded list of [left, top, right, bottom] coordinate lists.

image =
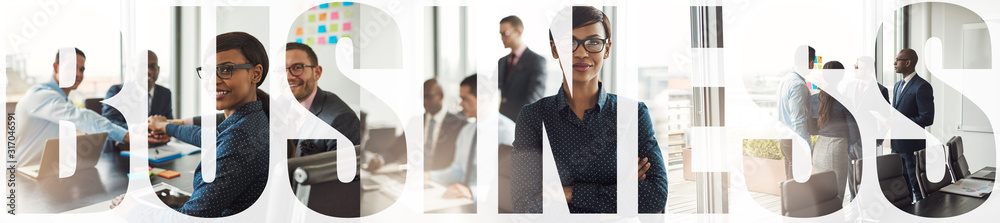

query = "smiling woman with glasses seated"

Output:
[[510, 6, 668, 214], [128, 31, 272, 217]]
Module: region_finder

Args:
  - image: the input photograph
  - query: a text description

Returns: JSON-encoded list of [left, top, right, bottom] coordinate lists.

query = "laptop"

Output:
[[17, 133, 108, 178], [970, 169, 997, 181]]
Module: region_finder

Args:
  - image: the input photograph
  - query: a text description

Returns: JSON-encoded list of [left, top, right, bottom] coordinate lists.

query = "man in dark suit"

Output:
[[498, 15, 547, 121], [422, 79, 466, 170], [891, 48, 934, 201], [285, 42, 362, 157], [102, 50, 172, 150]]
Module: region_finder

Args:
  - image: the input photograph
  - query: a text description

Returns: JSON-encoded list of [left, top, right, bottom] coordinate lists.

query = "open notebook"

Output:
[[121, 141, 200, 162], [939, 178, 994, 198]]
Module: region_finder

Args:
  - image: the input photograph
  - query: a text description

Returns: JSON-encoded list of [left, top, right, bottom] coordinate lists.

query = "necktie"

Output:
[[425, 118, 437, 162], [463, 131, 477, 186], [894, 80, 905, 106], [148, 93, 153, 113]]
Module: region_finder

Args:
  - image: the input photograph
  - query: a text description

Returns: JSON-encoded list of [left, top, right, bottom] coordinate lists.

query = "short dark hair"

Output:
[[500, 15, 523, 30], [286, 42, 318, 66], [460, 74, 477, 97], [217, 32, 269, 87], [808, 46, 816, 63], [54, 47, 86, 63], [549, 6, 612, 42], [901, 48, 919, 66]]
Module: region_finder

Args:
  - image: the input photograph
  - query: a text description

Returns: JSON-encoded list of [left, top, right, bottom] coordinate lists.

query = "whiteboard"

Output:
[[960, 23, 992, 133]]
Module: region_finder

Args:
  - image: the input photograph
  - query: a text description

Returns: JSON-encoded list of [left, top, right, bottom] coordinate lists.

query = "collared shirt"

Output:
[[896, 71, 917, 99], [776, 71, 814, 148], [498, 114, 515, 145], [511, 83, 668, 213], [168, 101, 269, 217], [429, 121, 478, 200], [508, 44, 528, 66], [299, 86, 318, 111], [13, 78, 127, 168]]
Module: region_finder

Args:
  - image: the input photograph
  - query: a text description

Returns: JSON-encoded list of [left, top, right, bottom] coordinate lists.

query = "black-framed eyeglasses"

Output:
[[894, 58, 910, 62], [571, 38, 608, 53], [196, 63, 254, 80], [286, 64, 317, 76], [500, 30, 514, 37]]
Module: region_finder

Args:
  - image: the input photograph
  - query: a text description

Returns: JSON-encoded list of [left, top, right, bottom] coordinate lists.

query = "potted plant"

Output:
[[742, 139, 786, 195]]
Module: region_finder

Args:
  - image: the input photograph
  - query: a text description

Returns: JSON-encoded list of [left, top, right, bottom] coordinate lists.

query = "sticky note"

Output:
[[330, 23, 338, 32], [319, 13, 327, 21], [308, 14, 316, 22], [343, 2, 354, 6], [296, 38, 303, 43], [318, 37, 327, 45], [295, 27, 303, 35], [330, 11, 339, 20], [343, 22, 351, 31], [329, 36, 338, 44], [319, 3, 329, 9], [307, 37, 314, 45], [342, 34, 350, 38], [332, 2, 341, 7], [318, 25, 326, 33], [151, 168, 166, 175], [158, 170, 180, 179], [344, 10, 353, 18]]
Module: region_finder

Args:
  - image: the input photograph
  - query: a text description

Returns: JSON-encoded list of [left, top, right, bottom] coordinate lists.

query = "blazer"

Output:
[[426, 112, 466, 170], [101, 84, 173, 150], [891, 73, 934, 153], [295, 87, 362, 157], [498, 47, 547, 121]]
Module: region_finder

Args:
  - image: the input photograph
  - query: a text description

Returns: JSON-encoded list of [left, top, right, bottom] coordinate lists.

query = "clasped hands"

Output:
[[147, 115, 173, 144]]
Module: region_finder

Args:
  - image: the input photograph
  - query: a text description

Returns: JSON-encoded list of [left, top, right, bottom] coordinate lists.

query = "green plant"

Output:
[[743, 139, 783, 160]]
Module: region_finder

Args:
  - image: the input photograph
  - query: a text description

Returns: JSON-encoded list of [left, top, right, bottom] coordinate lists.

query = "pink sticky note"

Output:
[[330, 11, 339, 20], [343, 22, 351, 31], [318, 37, 327, 45]]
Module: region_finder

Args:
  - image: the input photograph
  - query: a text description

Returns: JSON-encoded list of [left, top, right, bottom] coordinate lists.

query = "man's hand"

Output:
[[148, 115, 169, 135], [442, 183, 473, 199], [148, 133, 171, 144], [638, 157, 650, 181], [366, 155, 384, 171]]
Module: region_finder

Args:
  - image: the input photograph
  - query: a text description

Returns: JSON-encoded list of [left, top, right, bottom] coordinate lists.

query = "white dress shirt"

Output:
[[14, 78, 127, 168]]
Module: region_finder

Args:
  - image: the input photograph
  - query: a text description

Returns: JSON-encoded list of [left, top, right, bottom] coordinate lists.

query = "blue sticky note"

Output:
[[319, 3, 329, 9], [343, 2, 354, 6], [318, 25, 326, 33], [329, 36, 338, 44], [296, 38, 303, 43]]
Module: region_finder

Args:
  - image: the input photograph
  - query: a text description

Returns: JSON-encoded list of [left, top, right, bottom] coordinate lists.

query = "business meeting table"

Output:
[[900, 166, 995, 217], [15, 141, 200, 214]]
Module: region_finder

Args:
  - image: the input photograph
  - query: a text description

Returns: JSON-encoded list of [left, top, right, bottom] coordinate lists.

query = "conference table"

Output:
[[900, 166, 995, 217], [14, 141, 199, 214]]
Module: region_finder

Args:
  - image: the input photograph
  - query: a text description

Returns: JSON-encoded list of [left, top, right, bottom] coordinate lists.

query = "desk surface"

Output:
[[15, 142, 202, 214], [900, 166, 995, 217]]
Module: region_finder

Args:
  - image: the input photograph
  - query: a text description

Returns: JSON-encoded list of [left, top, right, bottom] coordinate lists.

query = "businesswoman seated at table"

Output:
[[510, 6, 668, 213], [133, 31, 270, 217]]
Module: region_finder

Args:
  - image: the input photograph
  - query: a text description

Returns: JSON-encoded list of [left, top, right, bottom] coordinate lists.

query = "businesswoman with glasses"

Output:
[[118, 31, 271, 217], [510, 6, 668, 213]]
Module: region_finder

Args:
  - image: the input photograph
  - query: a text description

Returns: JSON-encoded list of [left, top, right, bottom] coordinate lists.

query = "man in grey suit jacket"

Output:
[[423, 79, 467, 170], [891, 49, 934, 201], [498, 15, 547, 121]]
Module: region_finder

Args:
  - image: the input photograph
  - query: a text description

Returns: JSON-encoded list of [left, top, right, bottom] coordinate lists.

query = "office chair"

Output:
[[288, 145, 362, 217], [914, 149, 953, 198], [780, 171, 842, 217], [498, 144, 514, 213], [947, 136, 971, 179], [84, 98, 103, 113], [868, 153, 913, 208]]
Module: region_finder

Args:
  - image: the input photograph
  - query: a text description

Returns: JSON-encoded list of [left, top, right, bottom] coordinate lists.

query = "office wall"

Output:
[[906, 2, 996, 171]]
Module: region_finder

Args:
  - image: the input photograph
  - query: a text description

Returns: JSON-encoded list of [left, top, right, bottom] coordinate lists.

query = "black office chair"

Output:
[[947, 136, 971, 179], [288, 145, 362, 217], [868, 153, 913, 208], [780, 171, 842, 217], [498, 144, 514, 213], [915, 149, 953, 198]]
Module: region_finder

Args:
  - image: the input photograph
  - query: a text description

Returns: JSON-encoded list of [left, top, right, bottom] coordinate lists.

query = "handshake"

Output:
[[146, 115, 182, 144]]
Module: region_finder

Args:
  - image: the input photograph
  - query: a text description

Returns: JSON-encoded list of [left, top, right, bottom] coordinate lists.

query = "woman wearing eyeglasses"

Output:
[[510, 6, 668, 213], [121, 31, 271, 217]]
